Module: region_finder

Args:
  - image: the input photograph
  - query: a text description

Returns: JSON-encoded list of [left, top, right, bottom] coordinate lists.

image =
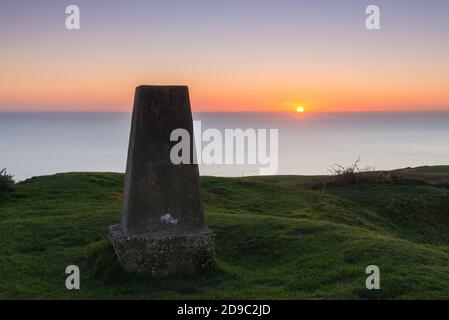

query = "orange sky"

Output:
[[1, 1, 448, 112]]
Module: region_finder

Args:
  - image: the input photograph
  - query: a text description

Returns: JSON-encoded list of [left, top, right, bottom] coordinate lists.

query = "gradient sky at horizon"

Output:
[[1, 0, 448, 112]]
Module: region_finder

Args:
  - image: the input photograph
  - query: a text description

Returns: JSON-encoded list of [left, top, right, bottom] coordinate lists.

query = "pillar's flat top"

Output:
[[136, 85, 188, 90]]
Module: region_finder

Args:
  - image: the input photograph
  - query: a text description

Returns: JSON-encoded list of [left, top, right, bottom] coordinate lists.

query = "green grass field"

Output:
[[1, 166, 449, 299]]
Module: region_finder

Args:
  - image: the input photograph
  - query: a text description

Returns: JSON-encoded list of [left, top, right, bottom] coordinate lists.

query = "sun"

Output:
[[296, 106, 305, 113]]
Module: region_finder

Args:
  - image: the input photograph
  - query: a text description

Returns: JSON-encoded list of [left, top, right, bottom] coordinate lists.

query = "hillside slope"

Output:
[[1, 167, 449, 299]]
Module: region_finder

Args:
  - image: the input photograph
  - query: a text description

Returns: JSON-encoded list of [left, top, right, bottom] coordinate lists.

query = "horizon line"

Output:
[[1, 109, 449, 114]]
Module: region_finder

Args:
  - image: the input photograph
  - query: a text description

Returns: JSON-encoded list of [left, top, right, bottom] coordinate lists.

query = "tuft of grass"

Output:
[[1, 168, 449, 299]]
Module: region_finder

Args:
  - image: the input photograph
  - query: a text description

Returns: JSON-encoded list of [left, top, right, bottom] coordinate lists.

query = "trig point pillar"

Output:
[[109, 85, 214, 276]]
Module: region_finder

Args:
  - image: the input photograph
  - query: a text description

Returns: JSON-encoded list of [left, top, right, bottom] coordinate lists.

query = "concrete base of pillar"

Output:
[[109, 224, 215, 276]]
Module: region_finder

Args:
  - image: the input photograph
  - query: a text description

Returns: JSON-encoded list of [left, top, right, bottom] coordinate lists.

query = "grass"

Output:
[[1, 167, 449, 299]]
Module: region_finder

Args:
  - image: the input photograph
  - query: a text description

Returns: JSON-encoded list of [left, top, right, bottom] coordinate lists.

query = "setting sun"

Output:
[[296, 106, 305, 113]]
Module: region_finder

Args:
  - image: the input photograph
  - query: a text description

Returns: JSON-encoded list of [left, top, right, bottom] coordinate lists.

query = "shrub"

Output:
[[327, 157, 381, 184], [308, 157, 393, 190], [0, 168, 15, 192]]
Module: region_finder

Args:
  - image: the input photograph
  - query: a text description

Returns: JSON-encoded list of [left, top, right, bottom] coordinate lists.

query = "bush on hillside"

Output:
[[308, 157, 393, 190], [0, 168, 15, 192]]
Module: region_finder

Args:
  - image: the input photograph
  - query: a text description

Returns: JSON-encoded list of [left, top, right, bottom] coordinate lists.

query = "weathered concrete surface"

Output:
[[110, 85, 214, 276], [109, 224, 214, 276], [122, 85, 205, 236]]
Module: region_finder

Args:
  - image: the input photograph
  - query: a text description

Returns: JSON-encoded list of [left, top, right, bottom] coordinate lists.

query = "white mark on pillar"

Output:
[[160, 213, 178, 225]]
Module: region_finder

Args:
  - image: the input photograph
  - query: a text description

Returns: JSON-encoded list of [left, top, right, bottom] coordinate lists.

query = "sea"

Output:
[[1, 111, 449, 181]]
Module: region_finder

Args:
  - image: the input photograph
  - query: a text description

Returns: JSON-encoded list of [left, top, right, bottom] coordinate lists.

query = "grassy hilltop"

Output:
[[1, 166, 449, 299]]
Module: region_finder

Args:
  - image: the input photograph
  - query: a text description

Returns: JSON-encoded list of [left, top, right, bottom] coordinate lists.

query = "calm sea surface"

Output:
[[1, 112, 449, 181]]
